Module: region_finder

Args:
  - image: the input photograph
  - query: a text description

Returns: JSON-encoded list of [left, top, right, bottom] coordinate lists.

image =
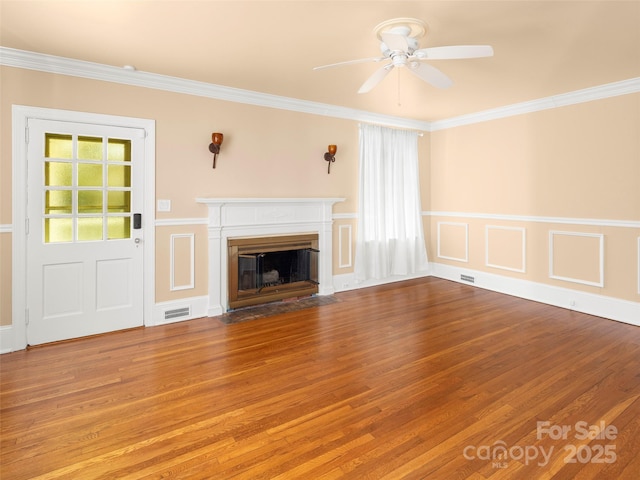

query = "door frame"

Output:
[[12, 105, 156, 351]]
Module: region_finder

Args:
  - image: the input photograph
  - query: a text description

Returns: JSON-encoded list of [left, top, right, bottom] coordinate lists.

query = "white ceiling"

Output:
[[1, 0, 639, 122]]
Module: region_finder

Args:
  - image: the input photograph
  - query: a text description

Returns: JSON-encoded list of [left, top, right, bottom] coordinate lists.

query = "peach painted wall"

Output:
[[0, 65, 430, 324], [428, 94, 640, 302], [429, 95, 639, 219], [0, 235, 11, 327], [1, 65, 638, 327]]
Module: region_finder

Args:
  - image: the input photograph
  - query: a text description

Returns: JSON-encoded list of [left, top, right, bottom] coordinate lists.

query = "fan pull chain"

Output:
[[397, 68, 402, 107]]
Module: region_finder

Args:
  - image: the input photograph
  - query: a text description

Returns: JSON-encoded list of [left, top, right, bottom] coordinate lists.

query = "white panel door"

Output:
[[26, 119, 145, 345]]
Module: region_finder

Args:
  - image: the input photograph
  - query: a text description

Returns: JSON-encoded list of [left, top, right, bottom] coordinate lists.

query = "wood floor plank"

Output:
[[1, 277, 639, 479]]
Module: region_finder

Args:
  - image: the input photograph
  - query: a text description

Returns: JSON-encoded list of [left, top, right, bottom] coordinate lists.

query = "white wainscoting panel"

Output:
[[485, 225, 526, 273], [549, 231, 604, 287], [437, 222, 469, 262], [170, 233, 195, 291], [338, 224, 353, 268]]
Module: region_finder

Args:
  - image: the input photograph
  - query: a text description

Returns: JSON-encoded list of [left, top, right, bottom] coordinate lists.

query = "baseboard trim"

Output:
[[1, 297, 213, 354], [0, 325, 14, 354], [333, 271, 431, 293], [429, 263, 640, 327], [151, 296, 210, 326], [4, 270, 634, 354]]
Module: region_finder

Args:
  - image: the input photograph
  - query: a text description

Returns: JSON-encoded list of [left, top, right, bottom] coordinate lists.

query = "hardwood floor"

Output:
[[1, 277, 639, 479]]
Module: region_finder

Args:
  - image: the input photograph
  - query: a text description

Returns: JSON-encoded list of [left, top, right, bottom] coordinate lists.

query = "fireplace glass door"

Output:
[[238, 248, 318, 292]]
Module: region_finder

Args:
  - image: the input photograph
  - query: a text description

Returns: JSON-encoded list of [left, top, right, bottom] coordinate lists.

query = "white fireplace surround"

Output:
[[196, 197, 345, 315]]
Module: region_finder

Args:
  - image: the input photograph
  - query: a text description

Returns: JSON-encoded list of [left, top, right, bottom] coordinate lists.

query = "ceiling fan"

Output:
[[313, 18, 494, 93]]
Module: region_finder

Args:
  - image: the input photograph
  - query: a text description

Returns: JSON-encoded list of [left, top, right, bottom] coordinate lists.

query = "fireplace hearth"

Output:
[[228, 234, 319, 309]]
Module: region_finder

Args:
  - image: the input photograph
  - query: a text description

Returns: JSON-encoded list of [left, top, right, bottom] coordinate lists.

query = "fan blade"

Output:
[[358, 64, 394, 93], [313, 57, 385, 70], [381, 32, 409, 52], [414, 45, 494, 60], [407, 62, 453, 89]]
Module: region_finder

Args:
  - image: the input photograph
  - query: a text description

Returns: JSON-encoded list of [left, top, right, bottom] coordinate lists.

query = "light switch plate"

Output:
[[157, 199, 171, 212]]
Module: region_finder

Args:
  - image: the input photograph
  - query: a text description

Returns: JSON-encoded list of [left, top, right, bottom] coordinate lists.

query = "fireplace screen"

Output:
[[238, 249, 318, 290], [228, 234, 319, 309]]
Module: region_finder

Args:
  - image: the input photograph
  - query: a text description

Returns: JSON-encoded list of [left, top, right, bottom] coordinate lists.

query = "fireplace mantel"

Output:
[[196, 197, 345, 315]]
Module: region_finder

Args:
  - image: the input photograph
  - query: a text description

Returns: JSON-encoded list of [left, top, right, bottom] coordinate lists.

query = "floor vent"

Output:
[[460, 274, 475, 283], [165, 306, 190, 320]]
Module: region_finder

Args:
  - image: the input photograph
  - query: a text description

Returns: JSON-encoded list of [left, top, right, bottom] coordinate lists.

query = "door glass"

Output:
[[107, 217, 131, 239], [45, 191, 72, 214], [108, 138, 131, 162], [78, 217, 104, 241], [78, 190, 103, 214], [45, 218, 73, 243], [107, 191, 131, 213], [45, 134, 73, 159], [42, 133, 133, 243], [45, 162, 72, 186], [78, 163, 103, 186], [108, 164, 131, 187], [106, 139, 132, 241], [78, 136, 103, 160]]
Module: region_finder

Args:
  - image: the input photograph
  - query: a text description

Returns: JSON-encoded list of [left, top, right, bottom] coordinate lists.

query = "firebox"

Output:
[[227, 234, 319, 309]]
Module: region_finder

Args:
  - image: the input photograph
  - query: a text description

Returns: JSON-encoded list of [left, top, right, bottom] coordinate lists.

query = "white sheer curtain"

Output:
[[354, 123, 429, 282]]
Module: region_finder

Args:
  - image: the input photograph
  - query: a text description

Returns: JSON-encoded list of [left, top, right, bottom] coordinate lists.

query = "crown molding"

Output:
[[2, 47, 639, 132], [429, 77, 640, 131], [0, 47, 432, 132]]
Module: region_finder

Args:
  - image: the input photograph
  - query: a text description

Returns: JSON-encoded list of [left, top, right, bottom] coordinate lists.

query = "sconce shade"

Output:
[[209, 132, 224, 168], [212, 133, 224, 145], [324, 144, 337, 174]]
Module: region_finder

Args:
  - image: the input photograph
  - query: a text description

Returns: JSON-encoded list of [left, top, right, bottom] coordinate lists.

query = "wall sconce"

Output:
[[324, 144, 337, 174], [209, 133, 224, 168]]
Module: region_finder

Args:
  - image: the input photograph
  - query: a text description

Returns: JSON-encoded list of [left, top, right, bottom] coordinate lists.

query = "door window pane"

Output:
[[78, 136, 103, 160], [45, 134, 72, 159], [43, 132, 135, 243], [107, 217, 131, 239], [78, 163, 103, 186], [107, 191, 131, 213], [78, 190, 103, 214], [45, 190, 72, 214], [78, 217, 103, 241], [108, 138, 131, 162], [45, 162, 72, 186], [108, 164, 131, 187], [45, 218, 73, 243]]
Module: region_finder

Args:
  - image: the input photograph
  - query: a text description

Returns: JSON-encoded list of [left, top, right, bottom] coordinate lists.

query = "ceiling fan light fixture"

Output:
[[391, 55, 408, 67], [374, 18, 428, 42]]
